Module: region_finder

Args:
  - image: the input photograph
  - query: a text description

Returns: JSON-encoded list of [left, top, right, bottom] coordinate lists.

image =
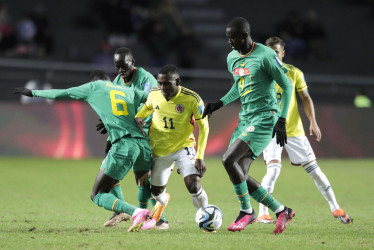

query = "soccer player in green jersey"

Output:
[[203, 17, 295, 234], [257, 37, 352, 224], [14, 71, 156, 232], [96, 47, 169, 229]]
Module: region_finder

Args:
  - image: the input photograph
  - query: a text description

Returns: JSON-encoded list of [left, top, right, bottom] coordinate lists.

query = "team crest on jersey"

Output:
[[233, 68, 250, 76], [143, 82, 150, 92], [175, 104, 184, 113], [247, 126, 255, 132]]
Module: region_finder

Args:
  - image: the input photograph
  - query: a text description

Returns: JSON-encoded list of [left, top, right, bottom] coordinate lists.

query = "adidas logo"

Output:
[[155, 105, 160, 110], [233, 222, 244, 229]]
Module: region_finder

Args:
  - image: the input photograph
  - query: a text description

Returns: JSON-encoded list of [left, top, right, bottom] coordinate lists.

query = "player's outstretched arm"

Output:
[[14, 87, 33, 97], [203, 82, 240, 118]]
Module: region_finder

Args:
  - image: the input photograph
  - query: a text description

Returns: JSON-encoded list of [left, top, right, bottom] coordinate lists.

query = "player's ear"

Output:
[[176, 78, 181, 86]]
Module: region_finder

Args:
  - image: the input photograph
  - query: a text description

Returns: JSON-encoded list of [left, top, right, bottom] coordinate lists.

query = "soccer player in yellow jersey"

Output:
[[257, 37, 352, 224], [135, 65, 209, 221]]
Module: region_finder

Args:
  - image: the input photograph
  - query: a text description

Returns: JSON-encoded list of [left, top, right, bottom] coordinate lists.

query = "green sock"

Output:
[[233, 181, 251, 210], [110, 182, 125, 202], [137, 185, 151, 209], [150, 194, 167, 222], [93, 193, 136, 215], [250, 186, 281, 212]]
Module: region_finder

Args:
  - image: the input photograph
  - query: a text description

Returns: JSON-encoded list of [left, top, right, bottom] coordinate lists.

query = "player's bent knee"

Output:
[[151, 185, 166, 196], [222, 152, 235, 168], [184, 174, 201, 194]]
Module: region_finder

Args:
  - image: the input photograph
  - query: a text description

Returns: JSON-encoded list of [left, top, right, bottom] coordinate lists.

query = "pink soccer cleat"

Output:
[[127, 209, 153, 232], [227, 210, 257, 232], [140, 218, 156, 230], [273, 207, 295, 234]]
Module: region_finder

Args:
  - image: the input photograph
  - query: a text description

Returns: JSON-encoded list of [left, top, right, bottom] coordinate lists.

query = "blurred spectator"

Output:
[[30, 4, 54, 57], [302, 10, 327, 61], [92, 41, 113, 66], [14, 12, 37, 57], [276, 11, 306, 61], [8, 4, 53, 58], [0, 2, 16, 54], [94, 0, 133, 35], [139, 0, 198, 68], [173, 26, 199, 69]]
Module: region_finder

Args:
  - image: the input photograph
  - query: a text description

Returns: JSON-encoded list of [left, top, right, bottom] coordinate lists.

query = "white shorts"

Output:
[[263, 135, 316, 166], [151, 147, 198, 186]]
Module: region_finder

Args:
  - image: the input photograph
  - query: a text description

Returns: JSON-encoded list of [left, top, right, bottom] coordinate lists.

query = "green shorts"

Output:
[[100, 136, 152, 180], [230, 111, 278, 159]]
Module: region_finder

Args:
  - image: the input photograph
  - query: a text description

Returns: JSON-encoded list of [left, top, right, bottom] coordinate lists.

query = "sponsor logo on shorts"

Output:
[[247, 126, 255, 132], [175, 104, 184, 113]]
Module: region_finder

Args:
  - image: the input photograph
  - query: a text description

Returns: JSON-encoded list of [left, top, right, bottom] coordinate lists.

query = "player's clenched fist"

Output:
[[14, 87, 33, 97], [272, 117, 287, 147], [202, 100, 223, 118], [195, 159, 206, 177]]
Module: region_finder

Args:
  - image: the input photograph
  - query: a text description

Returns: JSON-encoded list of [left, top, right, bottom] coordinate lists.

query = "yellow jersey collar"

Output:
[[169, 86, 181, 101]]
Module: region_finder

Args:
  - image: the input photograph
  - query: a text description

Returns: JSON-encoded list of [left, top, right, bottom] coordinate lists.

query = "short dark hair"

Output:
[[114, 47, 133, 58], [265, 36, 285, 49], [227, 17, 250, 34], [89, 70, 110, 81], [159, 64, 180, 77]]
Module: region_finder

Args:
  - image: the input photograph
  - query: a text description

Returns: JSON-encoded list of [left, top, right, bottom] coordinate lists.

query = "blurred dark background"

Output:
[[0, 0, 373, 158], [0, 0, 373, 103]]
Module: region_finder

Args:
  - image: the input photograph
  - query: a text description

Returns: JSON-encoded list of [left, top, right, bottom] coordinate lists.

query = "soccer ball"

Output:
[[195, 205, 223, 232]]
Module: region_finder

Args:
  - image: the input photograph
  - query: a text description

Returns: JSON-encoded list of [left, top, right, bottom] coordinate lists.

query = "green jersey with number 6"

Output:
[[32, 80, 148, 143], [221, 42, 292, 119], [112, 67, 158, 134]]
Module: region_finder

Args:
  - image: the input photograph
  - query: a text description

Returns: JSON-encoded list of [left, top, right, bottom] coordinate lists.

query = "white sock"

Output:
[[152, 190, 168, 205], [274, 205, 285, 214], [304, 161, 340, 211], [191, 187, 208, 210], [259, 163, 281, 216], [241, 208, 253, 214], [133, 208, 143, 217]]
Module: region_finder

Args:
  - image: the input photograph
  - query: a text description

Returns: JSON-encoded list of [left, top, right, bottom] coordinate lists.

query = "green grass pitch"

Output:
[[1, 157, 373, 249]]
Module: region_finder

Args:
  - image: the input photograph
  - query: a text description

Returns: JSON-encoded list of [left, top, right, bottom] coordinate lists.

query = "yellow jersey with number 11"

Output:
[[136, 86, 209, 159]]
